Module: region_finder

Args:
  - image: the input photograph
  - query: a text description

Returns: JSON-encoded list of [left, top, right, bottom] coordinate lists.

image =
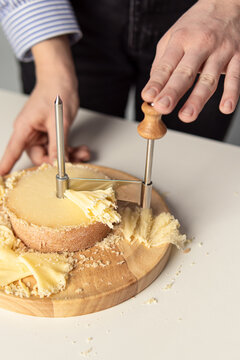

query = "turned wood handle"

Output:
[[137, 102, 167, 140]]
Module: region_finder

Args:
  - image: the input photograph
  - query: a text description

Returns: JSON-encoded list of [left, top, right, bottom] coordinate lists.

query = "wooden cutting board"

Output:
[[0, 165, 171, 317]]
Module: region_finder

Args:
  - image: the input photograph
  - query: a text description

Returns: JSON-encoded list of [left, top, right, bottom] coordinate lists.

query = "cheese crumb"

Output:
[[144, 297, 158, 304], [80, 347, 93, 357], [0, 176, 5, 204], [117, 260, 125, 265], [163, 280, 175, 290], [75, 288, 83, 294], [3, 280, 30, 298]]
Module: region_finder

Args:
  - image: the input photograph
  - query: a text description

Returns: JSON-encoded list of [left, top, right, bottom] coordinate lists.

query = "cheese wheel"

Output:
[[4, 164, 113, 252]]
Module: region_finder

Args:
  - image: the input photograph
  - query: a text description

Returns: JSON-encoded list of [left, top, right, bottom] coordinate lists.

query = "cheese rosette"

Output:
[[0, 225, 74, 296], [64, 187, 121, 229], [119, 206, 187, 249]]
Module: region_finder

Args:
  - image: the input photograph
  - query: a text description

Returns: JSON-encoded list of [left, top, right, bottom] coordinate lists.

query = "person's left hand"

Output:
[[142, 0, 240, 122]]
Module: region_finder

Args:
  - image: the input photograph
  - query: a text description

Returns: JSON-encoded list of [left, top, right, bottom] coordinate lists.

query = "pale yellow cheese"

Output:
[[64, 187, 121, 229], [149, 212, 186, 249], [119, 206, 186, 249], [0, 246, 31, 286], [119, 206, 140, 242], [0, 226, 32, 286], [0, 225, 16, 247], [134, 208, 153, 244], [0, 212, 12, 228], [19, 252, 74, 298], [0, 224, 74, 296], [5, 164, 110, 228]]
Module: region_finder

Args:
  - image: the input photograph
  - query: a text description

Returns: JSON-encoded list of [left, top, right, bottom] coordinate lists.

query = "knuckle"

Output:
[[172, 28, 189, 42], [229, 71, 240, 82], [151, 63, 174, 78], [198, 30, 216, 47], [175, 65, 195, 81], [199, 73, 216, 89], [162, 86, 179, 99], [221, 39, 232, 54]]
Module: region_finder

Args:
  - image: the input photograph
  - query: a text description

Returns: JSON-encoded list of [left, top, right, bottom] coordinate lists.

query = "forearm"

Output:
[[32, 35, 77, 89]]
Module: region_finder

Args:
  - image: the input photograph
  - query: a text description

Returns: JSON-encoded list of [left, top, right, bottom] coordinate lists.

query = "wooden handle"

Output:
[[137, 102, 167, 140]]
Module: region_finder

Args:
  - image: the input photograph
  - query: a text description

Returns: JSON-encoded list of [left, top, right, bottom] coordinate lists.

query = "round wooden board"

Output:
[[0, 165, 171, 317]]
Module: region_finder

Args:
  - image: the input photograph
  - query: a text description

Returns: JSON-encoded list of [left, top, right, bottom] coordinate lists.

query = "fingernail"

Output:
[[158, 96, 171, 108], [223, 100, 232, 112], [181, 105, 194, 117], [145, 88, 158, 98]]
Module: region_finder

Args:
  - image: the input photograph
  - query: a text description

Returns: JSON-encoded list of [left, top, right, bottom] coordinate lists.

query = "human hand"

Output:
[[0, 36, 90, 176], [142, 0, 240, 122]]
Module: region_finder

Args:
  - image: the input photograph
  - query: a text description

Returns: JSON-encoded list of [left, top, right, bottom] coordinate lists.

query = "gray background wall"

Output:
[[0, 27, 239, 146]]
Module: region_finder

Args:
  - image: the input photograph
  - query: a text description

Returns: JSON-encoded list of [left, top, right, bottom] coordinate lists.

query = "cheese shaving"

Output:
[[0, 226, 32, 286], [64, 187, 121, 228], [149, 212, 187, 249], [119, 207, 187, 249], [0, 223, 74, 297], [119, 206, 140, 242], [19, 252, 74, 298], [134, 208, 153, 244]]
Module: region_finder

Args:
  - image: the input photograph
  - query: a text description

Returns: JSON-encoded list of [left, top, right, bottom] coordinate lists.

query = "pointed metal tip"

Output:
[[55, 95, 62, 105]]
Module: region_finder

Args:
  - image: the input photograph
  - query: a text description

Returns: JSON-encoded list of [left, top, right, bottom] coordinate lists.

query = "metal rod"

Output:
[[55, 95, 65, 177], [55, 95, 69, 198], [141, 139, 154, 208], [69, 178, 142, 185], [144, 139, 154, 185]]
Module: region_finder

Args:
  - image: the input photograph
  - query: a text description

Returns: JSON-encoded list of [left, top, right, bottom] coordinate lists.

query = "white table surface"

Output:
[[0, 89, 239, 360]]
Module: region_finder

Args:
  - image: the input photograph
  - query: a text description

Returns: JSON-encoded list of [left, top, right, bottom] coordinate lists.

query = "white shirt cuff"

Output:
[[1, 0, 82, 62]]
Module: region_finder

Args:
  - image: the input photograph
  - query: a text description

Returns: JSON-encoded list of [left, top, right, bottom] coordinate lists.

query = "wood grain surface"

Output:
[[0, 165, 171, 317]]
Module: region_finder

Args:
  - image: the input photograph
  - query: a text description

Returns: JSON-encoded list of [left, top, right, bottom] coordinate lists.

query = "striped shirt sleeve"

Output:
[[0, 0, 82, 62]]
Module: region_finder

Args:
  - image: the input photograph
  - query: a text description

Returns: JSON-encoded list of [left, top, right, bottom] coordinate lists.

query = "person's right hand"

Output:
[[0, 36, 90, 176]]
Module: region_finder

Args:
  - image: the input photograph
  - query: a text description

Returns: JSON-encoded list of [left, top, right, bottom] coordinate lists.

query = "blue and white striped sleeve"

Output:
[[0, 0, 82, 62]]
